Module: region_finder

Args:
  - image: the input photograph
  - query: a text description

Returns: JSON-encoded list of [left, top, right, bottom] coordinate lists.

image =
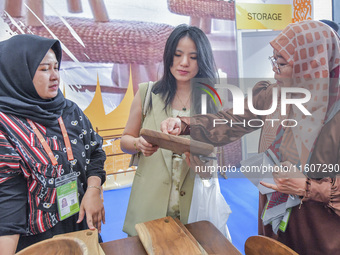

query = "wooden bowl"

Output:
[[16, 237, 88, 255]]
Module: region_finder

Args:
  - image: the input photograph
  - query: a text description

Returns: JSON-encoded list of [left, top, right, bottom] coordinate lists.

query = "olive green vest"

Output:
[[123, 82, 195, 236]]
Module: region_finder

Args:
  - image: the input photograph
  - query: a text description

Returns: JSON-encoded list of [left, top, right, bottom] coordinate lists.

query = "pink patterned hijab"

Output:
[[259, 20, 340, 167]]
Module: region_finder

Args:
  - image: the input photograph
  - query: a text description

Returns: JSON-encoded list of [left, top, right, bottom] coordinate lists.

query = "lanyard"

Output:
[[28, 117, 74, 166]]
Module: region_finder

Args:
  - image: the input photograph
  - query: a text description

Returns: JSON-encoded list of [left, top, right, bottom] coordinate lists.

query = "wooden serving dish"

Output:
[[140, 129, 214, 156], [135, 217, 207, 255], [53, 229, 105, 255]]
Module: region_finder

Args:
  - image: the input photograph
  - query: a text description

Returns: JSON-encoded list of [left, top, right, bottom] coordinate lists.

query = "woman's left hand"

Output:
[[260, 161, 306, 196], [77, 184, 105, 233]]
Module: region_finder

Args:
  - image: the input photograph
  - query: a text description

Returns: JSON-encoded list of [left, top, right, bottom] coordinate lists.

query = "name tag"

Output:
[[55, 172, 80, 221]]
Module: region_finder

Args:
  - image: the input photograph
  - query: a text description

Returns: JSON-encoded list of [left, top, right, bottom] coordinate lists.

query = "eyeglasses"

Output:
[[268, 56, 288, 74]]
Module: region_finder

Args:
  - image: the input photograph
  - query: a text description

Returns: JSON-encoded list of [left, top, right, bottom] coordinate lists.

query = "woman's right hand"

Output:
[[135, 136, 159, 157]]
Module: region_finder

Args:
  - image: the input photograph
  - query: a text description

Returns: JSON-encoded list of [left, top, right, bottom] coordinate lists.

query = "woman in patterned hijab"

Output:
[[258, 20, 340, 254], [260, 20, 340, 168], [161, 20, 340, 254]]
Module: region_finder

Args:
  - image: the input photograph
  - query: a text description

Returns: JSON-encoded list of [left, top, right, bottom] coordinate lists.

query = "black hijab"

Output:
[[0, 34, 68, 127]]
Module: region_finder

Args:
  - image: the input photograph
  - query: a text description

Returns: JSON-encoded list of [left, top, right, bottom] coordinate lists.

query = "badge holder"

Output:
[[55, 172, 80, 221]]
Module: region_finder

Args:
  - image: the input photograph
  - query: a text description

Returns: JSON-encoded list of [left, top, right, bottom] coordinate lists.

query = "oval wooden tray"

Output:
[[140, 129, 214, 156]]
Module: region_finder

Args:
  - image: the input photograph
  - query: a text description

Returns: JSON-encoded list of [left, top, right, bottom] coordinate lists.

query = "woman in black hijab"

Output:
[[0, 34, 106, 254]]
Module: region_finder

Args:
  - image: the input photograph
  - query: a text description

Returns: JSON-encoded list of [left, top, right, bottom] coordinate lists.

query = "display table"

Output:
[[100, 220, 241, 255]]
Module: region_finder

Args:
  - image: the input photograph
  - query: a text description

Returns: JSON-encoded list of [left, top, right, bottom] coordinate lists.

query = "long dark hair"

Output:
[[152, 24, 218, 114]]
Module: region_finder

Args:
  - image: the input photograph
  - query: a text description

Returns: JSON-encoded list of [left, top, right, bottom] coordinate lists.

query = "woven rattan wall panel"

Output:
[[6, 16, 174, 64], [167, 0, 235, 20]]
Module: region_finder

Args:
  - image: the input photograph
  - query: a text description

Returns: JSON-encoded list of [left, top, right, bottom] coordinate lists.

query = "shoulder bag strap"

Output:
[[141, 81, 154, 122]]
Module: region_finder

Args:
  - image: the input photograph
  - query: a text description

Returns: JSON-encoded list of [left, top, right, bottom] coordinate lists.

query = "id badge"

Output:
[[279, 208, 292, 232], [55, 172, 79, 221]]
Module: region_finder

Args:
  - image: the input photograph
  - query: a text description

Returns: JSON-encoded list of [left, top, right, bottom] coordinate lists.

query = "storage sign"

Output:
[[236, 3, 292, 30]]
